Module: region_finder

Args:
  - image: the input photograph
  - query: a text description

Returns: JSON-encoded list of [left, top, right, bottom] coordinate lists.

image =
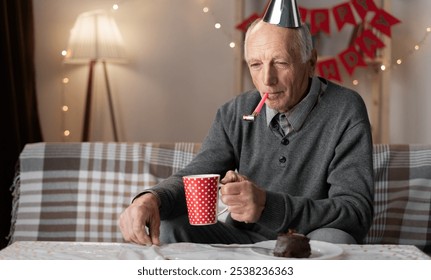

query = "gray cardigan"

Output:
[[151, 76, 374, 242]]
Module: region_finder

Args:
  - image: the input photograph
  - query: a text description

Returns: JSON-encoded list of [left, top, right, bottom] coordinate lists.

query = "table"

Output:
[[0, 241, 429, 260]]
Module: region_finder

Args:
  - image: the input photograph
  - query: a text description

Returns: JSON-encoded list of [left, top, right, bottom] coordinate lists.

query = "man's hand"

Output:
[[118, 193, 161, 246], [220, 170, 266, 223]]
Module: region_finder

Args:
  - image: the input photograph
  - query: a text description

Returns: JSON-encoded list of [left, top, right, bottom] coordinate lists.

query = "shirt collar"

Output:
[[265, 76, 325, 131]]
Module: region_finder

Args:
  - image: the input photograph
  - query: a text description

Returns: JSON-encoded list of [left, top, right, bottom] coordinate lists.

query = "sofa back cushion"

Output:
[[364, 144, 431, 253], [9, 142, 200, 243], [9, 143, 431, 252]]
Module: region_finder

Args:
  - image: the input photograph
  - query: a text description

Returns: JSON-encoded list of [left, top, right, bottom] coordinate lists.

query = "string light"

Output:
[[386, 26, 429, 70], [350, 25, 430, 87], [199, 0, 238, 49], [60, 56, 71, 141], [59, 1, 429, 137], [60, 2, 126, 140]]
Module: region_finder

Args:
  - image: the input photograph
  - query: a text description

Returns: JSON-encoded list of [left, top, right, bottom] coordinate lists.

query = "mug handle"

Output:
[[217, 184, 229, 216], [218, 207, 229, 216]]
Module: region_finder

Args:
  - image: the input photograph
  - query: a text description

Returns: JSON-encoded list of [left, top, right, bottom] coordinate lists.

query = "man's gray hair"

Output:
[[244, 20, 314, 63]]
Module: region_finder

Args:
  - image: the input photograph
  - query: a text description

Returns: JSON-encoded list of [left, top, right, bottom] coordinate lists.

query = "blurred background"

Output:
[[33, 0, 431, 144], [1, 0, 431, 249]]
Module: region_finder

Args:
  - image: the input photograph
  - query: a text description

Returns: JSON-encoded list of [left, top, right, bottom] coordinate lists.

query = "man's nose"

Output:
[[263, 66, 277, 86]]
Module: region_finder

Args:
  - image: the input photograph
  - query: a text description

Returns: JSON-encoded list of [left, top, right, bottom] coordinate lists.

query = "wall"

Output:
[[34, 0, 238, 142], [390, 0, 431, 144], [33, 0, 431, 144]]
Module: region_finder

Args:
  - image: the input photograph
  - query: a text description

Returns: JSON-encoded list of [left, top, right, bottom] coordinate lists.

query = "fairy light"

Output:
[[61, 72, 70, 140], [348, 24, 431, 87], [393, 27, 429, 65], [200, 0, 238, 49], [57, 1, 428, 136], [58, 0, 244, 140], [60, 45, 71, 141]]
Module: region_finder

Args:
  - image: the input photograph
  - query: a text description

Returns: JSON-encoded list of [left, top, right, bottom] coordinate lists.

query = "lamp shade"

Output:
[[64, 10, 126, 63], [263, 0, 302, 28]]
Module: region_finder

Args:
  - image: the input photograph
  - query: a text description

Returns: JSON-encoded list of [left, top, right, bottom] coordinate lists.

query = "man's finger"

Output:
[[132, 221, 152, 245], [220, 182, 242, 195], [221, 170, 238, 184], [149, 214, 161, 245]]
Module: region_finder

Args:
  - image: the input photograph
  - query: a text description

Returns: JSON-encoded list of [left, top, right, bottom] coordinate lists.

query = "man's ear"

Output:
[[308, 49, 317, 77]]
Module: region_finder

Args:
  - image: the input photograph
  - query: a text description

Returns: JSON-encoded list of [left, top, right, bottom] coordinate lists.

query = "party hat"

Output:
[[263, 0, 302, 28]]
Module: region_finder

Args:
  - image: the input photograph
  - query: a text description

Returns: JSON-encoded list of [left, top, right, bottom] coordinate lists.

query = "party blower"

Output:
[[242, 92, 269, 121]]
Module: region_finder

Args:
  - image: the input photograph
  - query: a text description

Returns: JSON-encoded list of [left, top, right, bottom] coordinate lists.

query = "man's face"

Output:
[[245, 21, 316, 113]]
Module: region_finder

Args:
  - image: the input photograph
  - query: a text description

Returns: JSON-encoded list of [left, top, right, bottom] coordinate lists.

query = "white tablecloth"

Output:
[[0, 241, 429, 260]]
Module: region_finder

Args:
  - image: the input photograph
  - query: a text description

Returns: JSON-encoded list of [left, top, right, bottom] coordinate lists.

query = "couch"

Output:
[[7, 142, 431, 254]]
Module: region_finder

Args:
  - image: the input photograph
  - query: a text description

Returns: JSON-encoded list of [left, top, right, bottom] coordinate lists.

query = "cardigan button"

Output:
[[281, 138, 289, 145], [279, 156, 287, 163]]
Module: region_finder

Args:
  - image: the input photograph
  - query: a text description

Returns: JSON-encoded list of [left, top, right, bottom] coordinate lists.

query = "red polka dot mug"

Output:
[[183, 174, 227, 225]]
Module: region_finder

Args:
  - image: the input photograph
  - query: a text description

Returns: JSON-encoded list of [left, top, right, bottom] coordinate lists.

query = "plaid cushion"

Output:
[[9, 142, 201, 243], [9, 143, 431, 251], [364, 144, 431, 252]]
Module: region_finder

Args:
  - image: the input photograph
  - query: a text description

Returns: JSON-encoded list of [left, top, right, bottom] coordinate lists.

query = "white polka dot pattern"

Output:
[[183, 175, 220, 225]]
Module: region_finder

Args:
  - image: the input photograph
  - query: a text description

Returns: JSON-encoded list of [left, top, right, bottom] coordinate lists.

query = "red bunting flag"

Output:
[[317, 58, 341, 82], [235, 12, 260, 33], [310, 9, 331, 35], [338, 46, 367, 75], [351, 0, 378, 20], [355, 29, 385, 59], [236, 0, 402, 84], [299, 7, 308, 23], [369, 9, 401, 37], [333, 2, 356, 31]]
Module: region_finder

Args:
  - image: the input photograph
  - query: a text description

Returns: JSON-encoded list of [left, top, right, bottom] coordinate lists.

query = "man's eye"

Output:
[[274, 61, 290, 68], [249, 63, 261, 69]]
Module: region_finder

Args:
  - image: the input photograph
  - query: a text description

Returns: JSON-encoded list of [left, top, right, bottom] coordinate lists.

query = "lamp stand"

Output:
[[102, 60, 119, 141], [82, 60, 96, 142], [82, 60, 119, 142]]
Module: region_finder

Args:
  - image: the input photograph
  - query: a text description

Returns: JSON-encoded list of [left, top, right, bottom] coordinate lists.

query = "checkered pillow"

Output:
[[9, 143, 431, 252], [364, 144, 431, 253], [9, 142, 200, 243]]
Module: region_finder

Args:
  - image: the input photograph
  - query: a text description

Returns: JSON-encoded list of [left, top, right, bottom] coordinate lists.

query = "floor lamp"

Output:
[[64, 10, 126, 141]]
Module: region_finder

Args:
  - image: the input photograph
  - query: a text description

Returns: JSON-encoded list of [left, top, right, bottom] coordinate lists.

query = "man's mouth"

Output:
[[267, 91, 282, 99]]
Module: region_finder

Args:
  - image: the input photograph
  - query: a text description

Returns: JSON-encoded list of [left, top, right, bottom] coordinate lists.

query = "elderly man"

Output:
[[119, 19, 374, 246]]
